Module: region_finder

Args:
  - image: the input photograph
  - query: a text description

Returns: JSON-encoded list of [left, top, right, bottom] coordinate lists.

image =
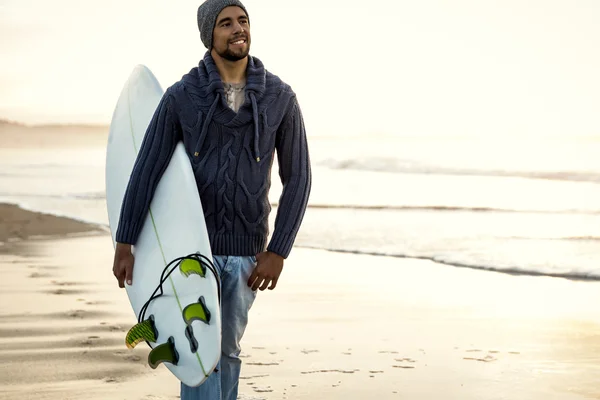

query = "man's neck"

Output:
[[211, 50, 248, 84]]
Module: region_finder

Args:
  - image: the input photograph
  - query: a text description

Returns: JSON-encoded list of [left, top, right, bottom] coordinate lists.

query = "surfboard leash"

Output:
[[137, 252, 221, 324]]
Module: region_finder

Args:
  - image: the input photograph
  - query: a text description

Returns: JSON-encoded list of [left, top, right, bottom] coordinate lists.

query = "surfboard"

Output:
[[105, 64, 221, 387]]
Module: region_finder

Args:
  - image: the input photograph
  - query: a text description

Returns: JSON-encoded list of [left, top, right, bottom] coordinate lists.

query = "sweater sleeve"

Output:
[[266, 96, 312, 259], [115, 91, 181, 245]]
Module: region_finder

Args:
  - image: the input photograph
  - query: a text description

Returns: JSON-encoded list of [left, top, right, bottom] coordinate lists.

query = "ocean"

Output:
[[1, 134, 599, 280]]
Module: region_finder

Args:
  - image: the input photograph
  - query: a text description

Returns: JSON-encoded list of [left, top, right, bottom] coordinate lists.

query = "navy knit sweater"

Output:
[[115, 52, 312, 259]]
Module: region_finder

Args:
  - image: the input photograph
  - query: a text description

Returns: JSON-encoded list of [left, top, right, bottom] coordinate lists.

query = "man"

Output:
[[111, 0, 311, 398]]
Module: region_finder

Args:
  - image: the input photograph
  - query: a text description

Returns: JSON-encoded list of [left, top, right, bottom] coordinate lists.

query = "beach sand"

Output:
[[0, 205, 599, 400]]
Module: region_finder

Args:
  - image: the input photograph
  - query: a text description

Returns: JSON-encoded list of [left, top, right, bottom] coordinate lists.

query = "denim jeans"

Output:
[[180, 255, 258, 400]]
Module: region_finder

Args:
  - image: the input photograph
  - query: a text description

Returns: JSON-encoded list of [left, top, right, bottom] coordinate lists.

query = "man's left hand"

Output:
[[247, 251, 284, 291]]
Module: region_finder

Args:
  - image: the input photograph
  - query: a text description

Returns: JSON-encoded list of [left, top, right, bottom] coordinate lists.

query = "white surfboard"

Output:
[[105, 65, 220, 387]]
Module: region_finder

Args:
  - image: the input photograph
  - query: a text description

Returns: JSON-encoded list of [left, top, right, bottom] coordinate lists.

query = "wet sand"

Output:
[[0, 205, 599, 399], [0, 203, 105, 244]]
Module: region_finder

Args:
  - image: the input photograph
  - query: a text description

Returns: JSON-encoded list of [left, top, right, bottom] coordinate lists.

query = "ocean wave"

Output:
[[70, 192, 106, 200], [297, 246, 600, 282], [508, 235, 600, 241], [296, 204, 599, 215], [320, 158, 600, 183]]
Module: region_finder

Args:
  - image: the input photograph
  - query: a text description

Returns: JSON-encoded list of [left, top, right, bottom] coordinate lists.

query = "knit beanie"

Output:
[[197, 0, 249, 49]]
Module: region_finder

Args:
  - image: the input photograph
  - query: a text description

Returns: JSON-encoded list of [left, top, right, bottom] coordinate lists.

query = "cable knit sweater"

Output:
[[115, 52, 311, 259]]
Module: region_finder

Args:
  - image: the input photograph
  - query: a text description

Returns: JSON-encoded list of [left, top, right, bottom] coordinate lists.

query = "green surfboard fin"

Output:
[[125, 316, 158, 349], [148, 336, 179, 369], [179, 257, 206, 278], [182, 296, 211, 325]]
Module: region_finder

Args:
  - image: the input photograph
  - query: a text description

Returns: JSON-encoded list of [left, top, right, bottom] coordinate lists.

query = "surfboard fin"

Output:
[[148, 336, 179, 369], [125, 315, 158, 349], [179, 257, 206, 278], [182, 296, 211, 325]]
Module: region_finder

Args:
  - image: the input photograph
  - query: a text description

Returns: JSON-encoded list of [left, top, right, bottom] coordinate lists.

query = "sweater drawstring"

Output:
[[194, 94, 220, 159], [249, 92, 260, 162]]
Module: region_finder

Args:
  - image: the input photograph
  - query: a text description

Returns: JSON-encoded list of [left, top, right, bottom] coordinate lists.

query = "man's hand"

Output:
[[247, 251, 284, 291], [113, 243, 134, 288]]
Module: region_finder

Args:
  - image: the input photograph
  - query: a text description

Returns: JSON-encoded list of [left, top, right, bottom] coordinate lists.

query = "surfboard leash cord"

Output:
[[137, 252, 221, 324]]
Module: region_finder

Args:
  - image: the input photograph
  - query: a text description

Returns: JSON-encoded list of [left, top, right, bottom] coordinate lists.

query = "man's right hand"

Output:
[[113, 242, 134, 288]]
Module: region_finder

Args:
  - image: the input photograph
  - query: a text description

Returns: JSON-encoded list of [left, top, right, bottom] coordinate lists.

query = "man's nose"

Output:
[[232, 22, 245, 34]]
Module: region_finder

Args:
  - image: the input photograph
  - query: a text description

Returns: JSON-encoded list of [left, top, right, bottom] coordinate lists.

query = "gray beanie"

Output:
[[197, 0, 249, 49]]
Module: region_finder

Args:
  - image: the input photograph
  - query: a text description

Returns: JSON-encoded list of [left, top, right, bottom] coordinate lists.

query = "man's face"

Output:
[[212, 6, 251, 61]]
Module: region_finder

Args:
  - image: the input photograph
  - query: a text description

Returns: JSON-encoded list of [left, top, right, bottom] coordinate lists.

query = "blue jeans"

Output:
[[181, 255, 258, 400]]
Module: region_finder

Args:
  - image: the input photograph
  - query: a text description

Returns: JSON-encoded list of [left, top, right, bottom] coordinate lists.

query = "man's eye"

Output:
[[222, 23, 230, 27]]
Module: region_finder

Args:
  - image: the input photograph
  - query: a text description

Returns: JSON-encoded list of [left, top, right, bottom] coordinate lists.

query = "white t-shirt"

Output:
[[223, 80, 246, 113]]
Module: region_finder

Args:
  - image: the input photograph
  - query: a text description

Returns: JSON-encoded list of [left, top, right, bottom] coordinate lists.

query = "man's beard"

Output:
[[216, 41, 250, 61]]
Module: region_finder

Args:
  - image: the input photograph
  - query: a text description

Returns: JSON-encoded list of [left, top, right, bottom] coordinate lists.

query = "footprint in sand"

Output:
[[47, 288, 85, 295], [109, 325, 124, 332], [379, 350, 399, 354], [66, 310, 87, 318], [394, 358, 416, 363], [26, 264, 57, 269], [29, 272, 52, 278], [125, 355, 142, 362], [463, 354, 497, 363], [252, 387, 273, 393], [246, 362, 280, 366], [238, 394, 268, 400], [240, 374, 269, 380], [393, 365, 415, 369], [51, 281, 78, 286], [85, 300, 109, 306], [301, 369, 359, 375], [301, 349, 318, 355], [80, 338, 98, 346]]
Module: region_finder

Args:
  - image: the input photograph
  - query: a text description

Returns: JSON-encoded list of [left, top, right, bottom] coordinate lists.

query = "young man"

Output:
[[111, 0, 312, 398]]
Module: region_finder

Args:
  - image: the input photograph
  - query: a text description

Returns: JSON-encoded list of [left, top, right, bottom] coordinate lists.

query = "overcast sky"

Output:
[[1, 0, 599, 138]]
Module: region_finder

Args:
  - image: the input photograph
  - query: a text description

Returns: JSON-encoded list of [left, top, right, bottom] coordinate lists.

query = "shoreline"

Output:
[[2, 201, 598, 284], [0, 203, 106, 250], [298, 245, 600, 283]]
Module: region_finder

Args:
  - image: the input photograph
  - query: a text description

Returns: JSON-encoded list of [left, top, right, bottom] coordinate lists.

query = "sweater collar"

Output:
[[187, 52, 267, 163], [202, 51, 266, 102]]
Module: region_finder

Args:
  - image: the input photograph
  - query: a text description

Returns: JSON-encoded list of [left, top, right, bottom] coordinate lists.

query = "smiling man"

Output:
[[111, 0, 311, 399]]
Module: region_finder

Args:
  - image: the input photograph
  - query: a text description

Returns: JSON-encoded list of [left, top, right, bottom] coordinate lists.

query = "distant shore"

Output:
[[0, 119, 109, 148]]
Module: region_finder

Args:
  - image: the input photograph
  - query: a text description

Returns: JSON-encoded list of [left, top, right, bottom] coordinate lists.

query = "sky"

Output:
[[1, 0, 599, 138]]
